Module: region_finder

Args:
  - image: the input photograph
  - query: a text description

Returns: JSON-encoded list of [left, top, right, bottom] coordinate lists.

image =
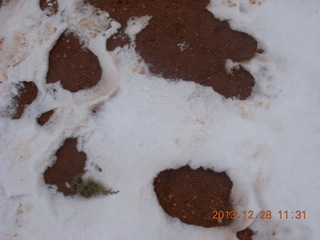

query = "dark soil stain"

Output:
[[44, 138, 86, 196], [154, 165, 233, 228], [39, 0, 59, 15], [11, 81, 38, 119], [37, 109, 55, 126], [46, 31, 102, 92], [86, 0, 259, 99], [237, 228, 254, 240]]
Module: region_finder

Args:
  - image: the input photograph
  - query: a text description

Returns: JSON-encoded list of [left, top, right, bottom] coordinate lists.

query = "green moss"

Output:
[[69, 173, 118, 198]]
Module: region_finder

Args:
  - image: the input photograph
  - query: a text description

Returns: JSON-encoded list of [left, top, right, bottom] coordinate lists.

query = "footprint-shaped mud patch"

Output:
[[154, 165, 233, 228], [46, 31, 102, 92], [44, 138, 86, 196]]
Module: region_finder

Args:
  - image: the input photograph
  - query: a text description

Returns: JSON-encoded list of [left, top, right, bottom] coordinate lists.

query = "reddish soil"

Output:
[[44, 138, 86, 196], [46, 31, 102, 92], [11, 81, 38, 119], [86, 0, 259, 99], [39, 0, 59, 15], [37, 109, 55, 126], [154, 166, 253, 238], [237, 228, 255, 240], [154, 165, 233, 227]]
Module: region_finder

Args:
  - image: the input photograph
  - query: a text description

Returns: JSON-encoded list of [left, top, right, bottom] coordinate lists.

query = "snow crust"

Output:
[[1, 0, 320, 239]]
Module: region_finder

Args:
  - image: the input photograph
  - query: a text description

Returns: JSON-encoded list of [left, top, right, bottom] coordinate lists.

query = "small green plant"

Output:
[[69, 173, 119, 198]]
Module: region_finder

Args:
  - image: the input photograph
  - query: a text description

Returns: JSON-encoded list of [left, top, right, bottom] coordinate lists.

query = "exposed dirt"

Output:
[[154, 166, 253, 238], [154, 165, 233, 227], [37, 109, 55, 126], [237, 228, 254, 240], [11, 81, 38, 119], [44, 138, 86, 196], [46, 31, 102, 92], [86, 0, 260, 99], [39, 0, 59, 15]]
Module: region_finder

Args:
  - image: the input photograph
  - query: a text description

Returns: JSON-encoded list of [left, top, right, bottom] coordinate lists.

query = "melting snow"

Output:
[[1, 0, 320, 239]]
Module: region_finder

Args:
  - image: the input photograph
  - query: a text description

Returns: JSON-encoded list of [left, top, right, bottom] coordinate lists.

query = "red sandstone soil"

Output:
[[44, 138, 86, 196], [154, 165, 233, 228], [86, 0, 259, 99], [237, 228, 254, 240], [11, 81, 38, 119], [2, 1, 258, 238], [46, 31, 102, 92], [37, 109, 55, 126]]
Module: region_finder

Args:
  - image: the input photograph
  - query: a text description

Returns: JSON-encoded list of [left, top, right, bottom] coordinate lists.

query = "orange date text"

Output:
[[212, 210, 306, 220]]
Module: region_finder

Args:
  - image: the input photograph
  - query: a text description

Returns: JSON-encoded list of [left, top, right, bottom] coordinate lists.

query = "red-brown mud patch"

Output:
[[237, 228, 254, 240], [154, 165, 233, 228], [44, 138, 86, 196], [37, 109, 54, 126], [86, 0, 259, 99], [11, 81, 38, 119], [39, 0, 59, 15], [46, 31, 102, 92]]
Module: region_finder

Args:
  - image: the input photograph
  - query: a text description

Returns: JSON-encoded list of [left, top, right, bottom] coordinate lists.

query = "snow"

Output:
[[1, 0, 320, 239]]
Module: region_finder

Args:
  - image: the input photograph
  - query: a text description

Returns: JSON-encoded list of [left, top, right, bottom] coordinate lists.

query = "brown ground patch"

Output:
[[11, 81, 38, 119], [37, 109, 55, 126], [46, 31, 102, 92], [44, 138, 86, 196], [86, 0, 259, 99], [154, 165, 233, 227], [237, 228, 254, 240], [39, 0, 59, 15]]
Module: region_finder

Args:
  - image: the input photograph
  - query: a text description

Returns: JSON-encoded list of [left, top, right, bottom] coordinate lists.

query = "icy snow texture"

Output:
[[1, 0, 320, 239]]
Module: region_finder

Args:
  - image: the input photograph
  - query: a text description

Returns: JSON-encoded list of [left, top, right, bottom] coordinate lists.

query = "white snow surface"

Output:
[[1, 0, 320, 239]]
